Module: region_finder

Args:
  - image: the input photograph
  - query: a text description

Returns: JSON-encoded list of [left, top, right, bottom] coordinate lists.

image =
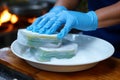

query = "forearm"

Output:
[[54, 0, 80, 10], [96, 1, 120, 28]]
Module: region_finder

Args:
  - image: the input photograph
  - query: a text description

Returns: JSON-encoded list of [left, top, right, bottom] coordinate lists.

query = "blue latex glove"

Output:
[[39, 10, 98, 39], [26, 6, 67, 32]]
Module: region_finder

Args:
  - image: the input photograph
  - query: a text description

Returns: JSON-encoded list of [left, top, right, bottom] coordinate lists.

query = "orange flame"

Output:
[[0, 9, 18, 26], [11, 14, 18, 24], [28, 17, 36, 24]]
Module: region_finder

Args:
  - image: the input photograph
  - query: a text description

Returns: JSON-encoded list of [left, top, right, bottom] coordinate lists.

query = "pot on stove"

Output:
[[2, 0, 54, 17]]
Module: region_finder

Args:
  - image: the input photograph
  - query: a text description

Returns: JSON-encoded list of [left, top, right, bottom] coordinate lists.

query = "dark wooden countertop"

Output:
[[0, 47, 120, 80]]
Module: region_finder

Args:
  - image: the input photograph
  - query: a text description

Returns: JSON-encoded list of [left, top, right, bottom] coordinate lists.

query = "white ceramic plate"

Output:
[[11, 34, 115, 72]]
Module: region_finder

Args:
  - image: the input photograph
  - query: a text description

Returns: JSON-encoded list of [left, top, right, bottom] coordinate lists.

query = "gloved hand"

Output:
[[26, 6, 67, 32], [39, 10, 98, 39]]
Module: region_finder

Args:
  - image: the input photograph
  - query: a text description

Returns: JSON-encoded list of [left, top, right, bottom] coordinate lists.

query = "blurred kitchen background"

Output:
[[0, 0, 87, 48]]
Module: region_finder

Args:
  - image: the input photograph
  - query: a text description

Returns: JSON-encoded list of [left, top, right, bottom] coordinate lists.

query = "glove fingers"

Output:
[[26, 17, 42, 31], [33, 13, 56, 33], [39, 17, 57, 34], [32, 17, 44, 32], [32, 17, 42, 25], [26, 25, 33, 31], [57, 20, 72, 39], [45, 18, 64, 34], [37, 17, 50, 31]]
